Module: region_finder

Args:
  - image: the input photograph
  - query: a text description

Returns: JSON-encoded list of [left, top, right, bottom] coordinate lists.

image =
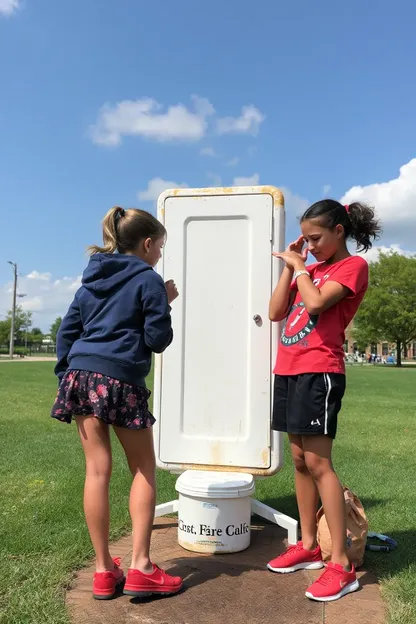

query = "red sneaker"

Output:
[[305, 562, 359, 601], [267, 541, 324, 573], [92, 557, 125, 600], [123, 564, 183, 598]]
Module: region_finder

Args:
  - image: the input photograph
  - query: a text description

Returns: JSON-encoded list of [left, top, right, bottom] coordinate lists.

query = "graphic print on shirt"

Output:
[[281, 301, 319, 347], [280, 270, 331, 347]]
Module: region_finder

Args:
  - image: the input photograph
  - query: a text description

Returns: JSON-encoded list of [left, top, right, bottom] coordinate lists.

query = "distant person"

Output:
[[267, 199, 381, 601], [51, 207, 183, 600]]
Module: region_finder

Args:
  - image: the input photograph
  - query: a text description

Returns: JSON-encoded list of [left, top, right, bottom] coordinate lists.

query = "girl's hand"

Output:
[[272, 250, 308, 270], [273, 235, 308, 269], [286, 235, 306, 255], [165, 279, 179, 304]]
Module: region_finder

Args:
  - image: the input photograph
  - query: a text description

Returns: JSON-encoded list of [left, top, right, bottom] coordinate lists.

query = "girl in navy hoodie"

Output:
[[51, 206, 183, 600]]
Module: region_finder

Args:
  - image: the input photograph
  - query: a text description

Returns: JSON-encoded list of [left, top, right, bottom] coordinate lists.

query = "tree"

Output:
[[28, 327, 44, 345], [0, 307, 32, 344], [0, 320, 9, 345], [14, 308, 32, 341], [50, 317, 62, 343], [351, 325, 377, 354], [8, 306, 32, 339], [354, 252, 416, 366]]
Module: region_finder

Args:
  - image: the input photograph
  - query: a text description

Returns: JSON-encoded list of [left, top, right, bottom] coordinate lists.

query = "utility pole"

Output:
[[7, 261, 17, 359]]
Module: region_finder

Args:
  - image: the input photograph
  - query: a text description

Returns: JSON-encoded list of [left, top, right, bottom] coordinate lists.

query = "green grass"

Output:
[[0, 363, 177, 624], [0, 364, 415, 624]]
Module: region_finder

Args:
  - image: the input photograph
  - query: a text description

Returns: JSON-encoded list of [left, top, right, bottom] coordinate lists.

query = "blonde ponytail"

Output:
[[87, 206, 166, 255], [88, 206, 125, 255]]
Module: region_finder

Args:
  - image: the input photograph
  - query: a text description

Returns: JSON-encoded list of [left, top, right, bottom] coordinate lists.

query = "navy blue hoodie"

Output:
[[55, 254, 173, 387]]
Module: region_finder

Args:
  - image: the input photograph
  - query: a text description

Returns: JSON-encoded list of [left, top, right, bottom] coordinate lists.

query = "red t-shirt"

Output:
[[274, 255, 368, 376]]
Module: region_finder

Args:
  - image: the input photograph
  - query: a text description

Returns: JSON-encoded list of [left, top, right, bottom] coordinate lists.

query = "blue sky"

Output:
[[1, 0, 415, 330]]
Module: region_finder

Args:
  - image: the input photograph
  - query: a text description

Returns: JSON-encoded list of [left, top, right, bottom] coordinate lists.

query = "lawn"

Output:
[[0, 363, 415, 624]]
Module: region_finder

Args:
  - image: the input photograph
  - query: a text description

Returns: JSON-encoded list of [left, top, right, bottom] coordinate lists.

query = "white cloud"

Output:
[[217, 106, 265, 136], [90, 95, 215, 146], [200, 147, 217, 157], [233, 173, 260, 186], [21, 297, 43, 312], [137, 177, 188, 202], [0, 0, 19, 16], [227, 157, 239, 167], [341, 159, 416, 224], [2, 271, 82, 331], [27, 271, 52, 282], [323, 184, 331, 195], [340, 158, 416, 249], [357, 244, 416, 264], [206, 172, 222, 187]]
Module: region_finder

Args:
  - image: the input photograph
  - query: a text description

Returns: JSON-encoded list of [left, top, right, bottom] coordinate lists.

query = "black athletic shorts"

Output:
[[272, 373, 346, 439]]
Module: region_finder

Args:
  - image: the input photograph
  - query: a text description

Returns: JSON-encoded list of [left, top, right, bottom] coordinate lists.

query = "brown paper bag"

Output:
[[316, 486, 368, 568]]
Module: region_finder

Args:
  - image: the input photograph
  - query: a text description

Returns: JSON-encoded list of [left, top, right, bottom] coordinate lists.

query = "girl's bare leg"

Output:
[[114, 426, 156, 574], [302, 435, 349, 568], [76, 416, 114, 572], [289, 434, 320, 550]]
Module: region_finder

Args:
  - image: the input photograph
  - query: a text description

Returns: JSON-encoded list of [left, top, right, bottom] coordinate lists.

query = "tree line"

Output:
[[0, 308, 62, 347], [353, 252, 416, 366]]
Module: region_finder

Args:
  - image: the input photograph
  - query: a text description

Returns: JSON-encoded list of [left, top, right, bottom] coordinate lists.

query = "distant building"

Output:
[[345, 323, 416, 360]]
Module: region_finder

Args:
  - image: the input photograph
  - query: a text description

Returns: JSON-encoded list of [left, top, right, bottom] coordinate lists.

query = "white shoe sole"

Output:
[[267, 561, 324, 574], [305, 579, 360, 602]]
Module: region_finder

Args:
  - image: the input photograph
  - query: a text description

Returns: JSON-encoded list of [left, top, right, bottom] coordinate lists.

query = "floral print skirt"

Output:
[[51, 370, 155, 430]]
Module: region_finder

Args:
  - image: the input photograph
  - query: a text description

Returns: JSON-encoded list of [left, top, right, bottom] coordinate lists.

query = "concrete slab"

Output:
[[67, 519, 385, 624]]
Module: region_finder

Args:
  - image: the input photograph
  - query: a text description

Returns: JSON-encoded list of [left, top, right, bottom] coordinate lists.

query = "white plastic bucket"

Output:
[[175, 470, 255, 553]]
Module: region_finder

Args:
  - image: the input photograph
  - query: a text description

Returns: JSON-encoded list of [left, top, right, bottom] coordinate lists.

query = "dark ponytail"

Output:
[[301, 199, 382, 253]]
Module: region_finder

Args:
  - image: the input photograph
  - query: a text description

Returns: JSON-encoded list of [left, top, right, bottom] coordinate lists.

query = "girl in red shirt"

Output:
[[266, 199, 381, 602]]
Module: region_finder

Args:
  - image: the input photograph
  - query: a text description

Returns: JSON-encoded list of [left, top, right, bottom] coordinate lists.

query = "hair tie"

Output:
[[344, 204, 350, 213], [114, 207, 125, 224]]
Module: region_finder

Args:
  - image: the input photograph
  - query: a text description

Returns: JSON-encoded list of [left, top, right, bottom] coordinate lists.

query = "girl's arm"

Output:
[[269, 266, 296, 322], [273, 251, 349, 315], [142, 293, 173, 353], [295, 274, 349, 315], [294, 256, 368, 315], [54, 295, 83, 381], [141, 274, 173, 353]]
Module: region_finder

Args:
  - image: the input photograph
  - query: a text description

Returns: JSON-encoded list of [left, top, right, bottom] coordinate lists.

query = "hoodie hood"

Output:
[[82, 253, 152, 294]]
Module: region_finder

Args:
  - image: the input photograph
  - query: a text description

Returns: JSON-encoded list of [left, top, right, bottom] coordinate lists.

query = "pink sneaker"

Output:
[[305, 562, 359, 601], [92, 557, 125, 600], [267, 541, 324, 573], [123, 564, 183, 598]]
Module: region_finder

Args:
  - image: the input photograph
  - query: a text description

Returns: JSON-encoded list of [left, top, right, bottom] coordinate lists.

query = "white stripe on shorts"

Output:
[[323, 374, 332, 436]]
